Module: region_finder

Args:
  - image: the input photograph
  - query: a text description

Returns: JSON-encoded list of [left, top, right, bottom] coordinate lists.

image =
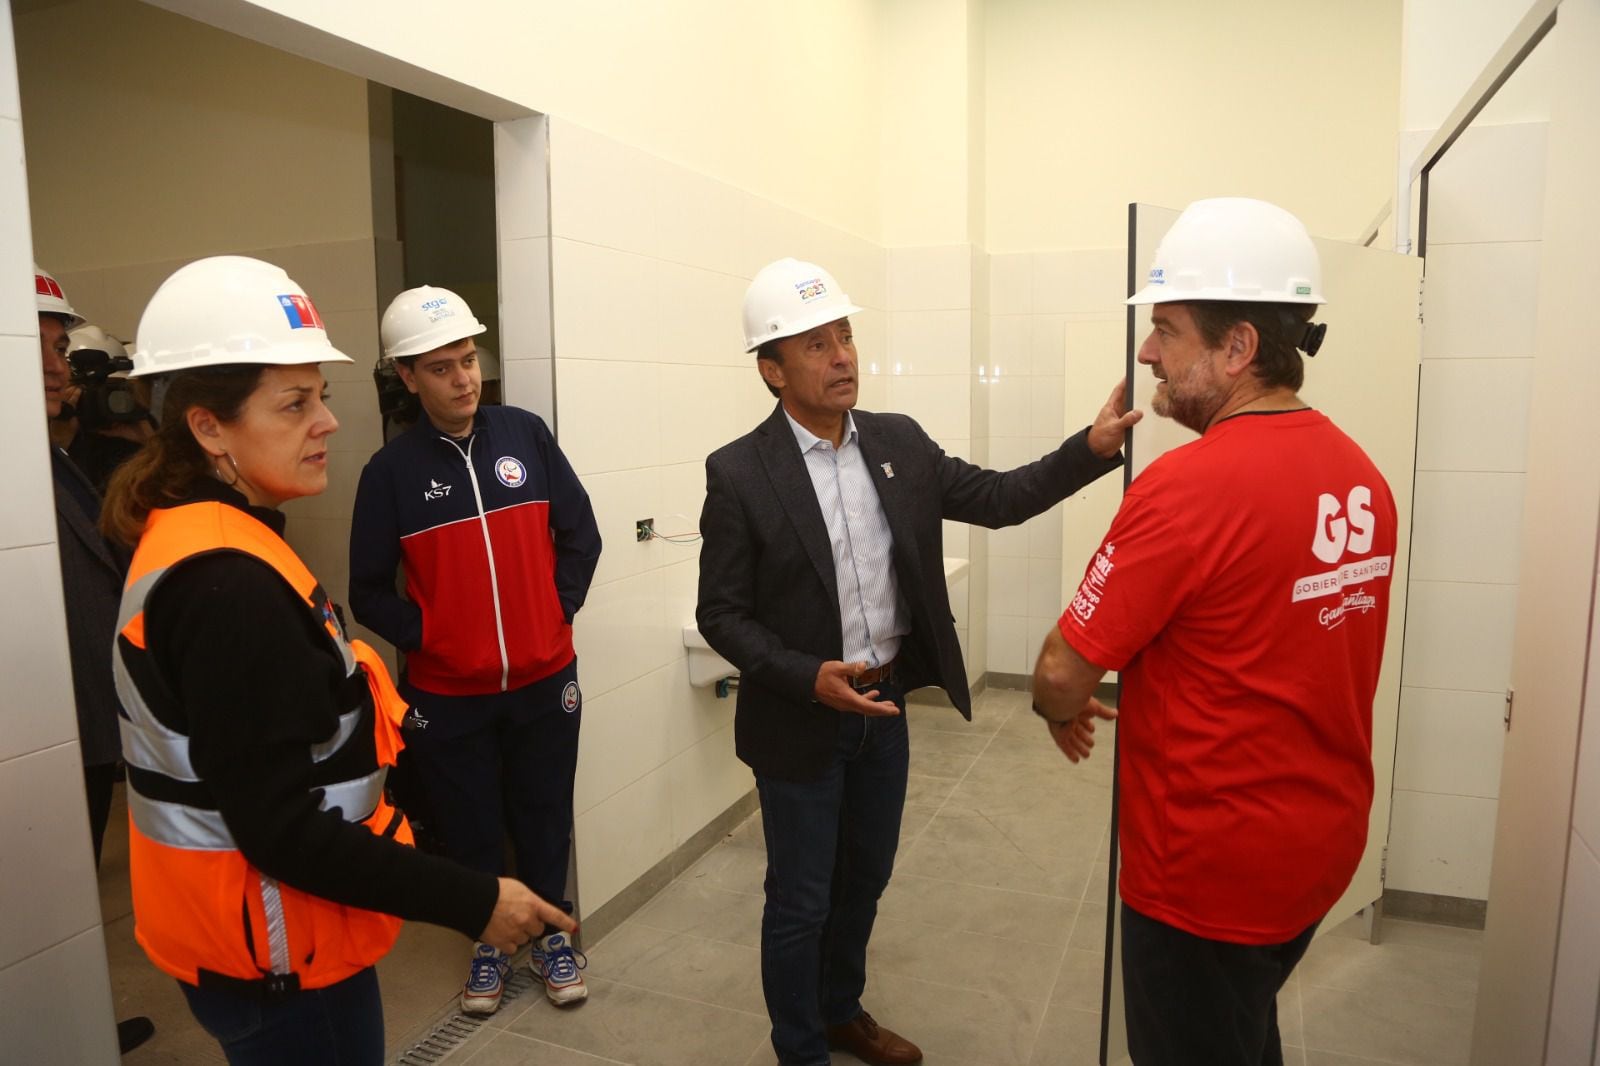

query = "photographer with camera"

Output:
[[50, 322, 152, 493], [35, 263, 154, 1054]]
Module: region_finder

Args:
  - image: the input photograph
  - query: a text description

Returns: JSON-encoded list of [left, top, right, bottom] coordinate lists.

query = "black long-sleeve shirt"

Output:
[[141, 483, 497, 938]]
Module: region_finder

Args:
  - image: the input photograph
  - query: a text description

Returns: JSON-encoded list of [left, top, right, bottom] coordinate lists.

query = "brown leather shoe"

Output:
[[826, 1010, 923, 1065]]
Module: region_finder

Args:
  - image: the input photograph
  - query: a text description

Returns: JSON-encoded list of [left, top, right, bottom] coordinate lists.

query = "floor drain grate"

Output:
[[392, 966, 539, 1064]]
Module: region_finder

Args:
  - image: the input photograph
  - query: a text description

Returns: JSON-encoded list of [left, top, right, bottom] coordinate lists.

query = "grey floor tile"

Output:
[[895, 834, 1093, 900], [589, 922, 766, 1016], [913, 751, 981, 780], [921, 802, 1109, 863], [950, 759, 1113, 824], [1299, 929, 1480, 1010], [460, 1028, 630, 1064], [897, 803, 940, 843], [866, 914, 1064, 1005], [378, 922, 476, 1050], [725, 810, 766, 850], [904, 772, 960, 807], [1083, 860, 1111, 903], [1047, 948, 1106, 1013], [1282, 1044, 1309, 1066], [1301, 982, 1474, 1065], [1305, 1052, 1405, 1066], [630, 879, 764, 948], [679, 841, 768, 896], [879, 873, 1077, 947], [1374, 918, 1484, 958], [908, 726, 992, 759], [501, 976, 769, 1066], [856, 968, 1046, 1065], [1028, 1004, 1103, 1066], [1069, 901, 1109, 953]]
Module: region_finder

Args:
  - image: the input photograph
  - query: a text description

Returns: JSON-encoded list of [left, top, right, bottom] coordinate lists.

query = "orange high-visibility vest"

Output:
[[114, 500, 414, 992]]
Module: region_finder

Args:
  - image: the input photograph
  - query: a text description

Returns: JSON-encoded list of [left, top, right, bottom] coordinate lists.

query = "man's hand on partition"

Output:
[[814, 660, 901, 717], [1086, 379, 1144, 459], [1048, 697, 1118, 763]]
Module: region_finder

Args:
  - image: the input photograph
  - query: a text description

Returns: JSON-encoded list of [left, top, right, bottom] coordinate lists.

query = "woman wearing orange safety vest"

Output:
[[101, 256, 574, 1065]]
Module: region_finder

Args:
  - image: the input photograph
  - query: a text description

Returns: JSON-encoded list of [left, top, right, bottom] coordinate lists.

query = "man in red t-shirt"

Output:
[[1032, 198, 1397, 1066]]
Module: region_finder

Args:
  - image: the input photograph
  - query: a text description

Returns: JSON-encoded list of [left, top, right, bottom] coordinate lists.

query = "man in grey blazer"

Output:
[[696, 257, 1140, 1066], [37, 266, 153, 1053]]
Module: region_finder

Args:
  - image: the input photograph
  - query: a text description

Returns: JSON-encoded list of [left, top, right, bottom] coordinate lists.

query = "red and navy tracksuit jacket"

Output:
[[349, 405, 601, 697]]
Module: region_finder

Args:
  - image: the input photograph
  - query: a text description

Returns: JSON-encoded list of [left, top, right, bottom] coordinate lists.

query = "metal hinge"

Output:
[[1380, 844, 1388, 884], [1417, 275, 1426, 326], [1504, 688, 1515, 731]]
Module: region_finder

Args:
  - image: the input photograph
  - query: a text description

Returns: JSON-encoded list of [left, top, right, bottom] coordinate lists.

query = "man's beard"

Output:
[[1152, 362, 1225, 434]]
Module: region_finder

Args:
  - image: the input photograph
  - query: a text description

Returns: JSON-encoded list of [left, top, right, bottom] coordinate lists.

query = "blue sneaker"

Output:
[[461, 942, 510, 1015], [531, 931, 588, 1005]]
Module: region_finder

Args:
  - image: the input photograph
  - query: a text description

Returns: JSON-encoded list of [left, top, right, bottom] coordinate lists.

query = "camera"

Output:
[[374, 360, 421, 442], [68, 345, 148, 430]]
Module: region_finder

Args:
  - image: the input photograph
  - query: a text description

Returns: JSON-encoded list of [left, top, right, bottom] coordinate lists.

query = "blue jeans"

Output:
[[180, 966, 383, 1065], [755, 685, 910, 1065]]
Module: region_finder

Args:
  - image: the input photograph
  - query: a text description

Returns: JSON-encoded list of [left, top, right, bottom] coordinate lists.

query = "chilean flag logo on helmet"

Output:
[[277, 293, 326, 330]]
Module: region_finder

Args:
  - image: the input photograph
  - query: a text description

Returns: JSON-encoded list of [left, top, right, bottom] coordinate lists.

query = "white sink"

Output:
[[683, 558, 970, 690], [683, 625, 739, 688]]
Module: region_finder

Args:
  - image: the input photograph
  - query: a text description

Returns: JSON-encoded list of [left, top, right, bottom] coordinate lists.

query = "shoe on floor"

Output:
[[117, 1016, 154, 1054], [460, 942, 511, 1015], [530, 930, 588, 1006], [826, 1010, 923, 1065]]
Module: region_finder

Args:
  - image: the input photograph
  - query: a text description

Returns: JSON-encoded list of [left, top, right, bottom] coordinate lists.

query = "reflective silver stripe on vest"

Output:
[[319, 768, 386, 822], [310, 709, 362, 764], [127, 791, 236, 850], [115, 567, 203, 782], [259, 875, 292, 975], [117, 566, 165, 634], [115, 667, 200, 782]]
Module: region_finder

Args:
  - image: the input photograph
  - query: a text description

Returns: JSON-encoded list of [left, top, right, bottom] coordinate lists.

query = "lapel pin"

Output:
[[881, 462, 895, 479]]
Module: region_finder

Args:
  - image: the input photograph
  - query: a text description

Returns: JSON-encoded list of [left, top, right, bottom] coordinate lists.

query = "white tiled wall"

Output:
[[984, 250, 1126, 678], [1390, 122, 1547, 901], [545, 118, 898, 912], [0, 3, 119, 1053]]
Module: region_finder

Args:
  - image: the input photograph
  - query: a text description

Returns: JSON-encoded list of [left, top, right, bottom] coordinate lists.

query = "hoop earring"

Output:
[[214, 452, 241, 487]]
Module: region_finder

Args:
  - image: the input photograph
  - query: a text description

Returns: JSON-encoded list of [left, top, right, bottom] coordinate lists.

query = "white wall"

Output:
[[984, 0, 1403, 251], [985, 249, 1126, 677], [151, 0, 885, 242], [0, 1, 119, 1060], [541, 117, 894, 911]]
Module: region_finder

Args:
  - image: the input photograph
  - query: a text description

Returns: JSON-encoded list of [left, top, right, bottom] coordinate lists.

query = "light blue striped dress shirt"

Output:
[[784, 409, 909, 668]]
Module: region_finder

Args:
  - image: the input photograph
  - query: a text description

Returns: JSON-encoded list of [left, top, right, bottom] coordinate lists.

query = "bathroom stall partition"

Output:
[[1077, 204, 1423, 1064]]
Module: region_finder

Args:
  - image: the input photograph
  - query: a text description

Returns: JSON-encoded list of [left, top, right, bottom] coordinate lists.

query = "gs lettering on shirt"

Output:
[[1293, 484, 1392, 630]]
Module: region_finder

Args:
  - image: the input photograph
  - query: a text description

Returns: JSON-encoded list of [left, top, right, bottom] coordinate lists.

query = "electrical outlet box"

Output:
[[636, 518, 653, 542]]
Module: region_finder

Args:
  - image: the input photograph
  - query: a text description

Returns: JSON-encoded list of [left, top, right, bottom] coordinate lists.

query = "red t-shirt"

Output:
[[1060, 409, 1396, 945]]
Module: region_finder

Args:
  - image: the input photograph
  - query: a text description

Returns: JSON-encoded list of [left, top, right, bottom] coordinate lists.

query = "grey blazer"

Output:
[[51, 449, 130, 767], [696, 403, 1121, 781]]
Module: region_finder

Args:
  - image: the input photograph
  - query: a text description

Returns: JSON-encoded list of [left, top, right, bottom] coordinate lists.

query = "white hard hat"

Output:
[[741, 257, 863, 353], [380, 285, 486, 361], [130, 256, 351, 378], [35, 264, 85, 329], [68, 324, 129, 362], [1127, 198, 1324, 307]]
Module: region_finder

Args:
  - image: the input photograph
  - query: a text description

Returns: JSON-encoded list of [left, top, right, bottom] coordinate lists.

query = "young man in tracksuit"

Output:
[[349, 285, 601, 1016]]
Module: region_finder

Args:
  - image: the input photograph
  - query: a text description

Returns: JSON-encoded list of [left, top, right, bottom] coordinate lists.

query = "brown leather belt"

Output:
[[851, 657, 898, 690]]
